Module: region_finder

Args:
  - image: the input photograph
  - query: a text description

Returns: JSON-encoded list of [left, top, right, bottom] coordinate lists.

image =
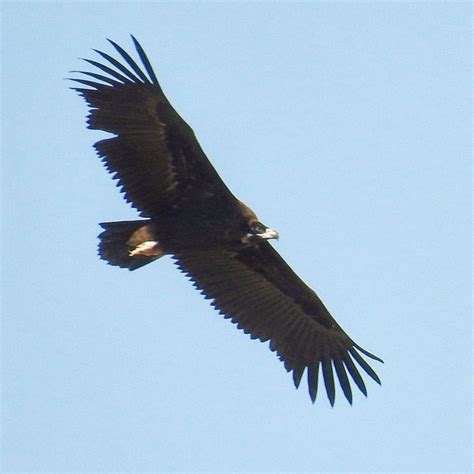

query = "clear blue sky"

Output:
[[2, 2, 471, 472]]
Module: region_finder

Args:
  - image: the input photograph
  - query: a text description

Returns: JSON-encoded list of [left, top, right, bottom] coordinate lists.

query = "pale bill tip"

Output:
[[257, 228, 279, 240]]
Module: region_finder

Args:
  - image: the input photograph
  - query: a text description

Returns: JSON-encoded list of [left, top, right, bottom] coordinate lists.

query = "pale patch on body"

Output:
[[129, 240, 163, 257]]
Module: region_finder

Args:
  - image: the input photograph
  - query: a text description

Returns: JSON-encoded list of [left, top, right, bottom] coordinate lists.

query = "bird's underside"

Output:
[[71, 35, 383, 406]]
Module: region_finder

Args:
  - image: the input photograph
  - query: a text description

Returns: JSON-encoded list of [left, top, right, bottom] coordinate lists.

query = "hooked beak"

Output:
[[257, 228, 279, 240]]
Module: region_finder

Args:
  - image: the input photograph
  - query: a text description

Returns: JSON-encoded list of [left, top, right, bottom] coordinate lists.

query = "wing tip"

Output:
[[291, 344, 382, 406], [354, 343, 384, 364]]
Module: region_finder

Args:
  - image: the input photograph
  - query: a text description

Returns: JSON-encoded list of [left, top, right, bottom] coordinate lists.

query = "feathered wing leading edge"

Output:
[[71, 36, 382, 405]]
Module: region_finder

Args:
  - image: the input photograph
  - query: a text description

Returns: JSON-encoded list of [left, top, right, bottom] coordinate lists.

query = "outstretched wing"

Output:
[[70, 36, 238, 218], [175, 242, 382, 405]]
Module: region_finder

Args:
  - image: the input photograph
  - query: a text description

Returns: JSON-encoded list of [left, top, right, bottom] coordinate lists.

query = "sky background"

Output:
[[2, 1, 472, 472]]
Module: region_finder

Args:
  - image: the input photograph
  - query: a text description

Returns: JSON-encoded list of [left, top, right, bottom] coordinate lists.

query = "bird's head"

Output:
[[237, 201, 279, 242], [250, 221, 279, 240]]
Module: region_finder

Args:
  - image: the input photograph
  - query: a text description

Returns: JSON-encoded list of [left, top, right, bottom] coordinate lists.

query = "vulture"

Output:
[[71, 36, 382, 406]]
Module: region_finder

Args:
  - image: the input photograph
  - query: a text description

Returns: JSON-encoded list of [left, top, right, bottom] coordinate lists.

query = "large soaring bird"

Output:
[[71, 36, 382, 405]]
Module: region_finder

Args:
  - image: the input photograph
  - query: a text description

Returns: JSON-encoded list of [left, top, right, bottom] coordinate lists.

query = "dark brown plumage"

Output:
[[71, 36, 382, 405]]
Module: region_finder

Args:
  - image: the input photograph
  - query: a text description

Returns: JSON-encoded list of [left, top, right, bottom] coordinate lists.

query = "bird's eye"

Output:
[[253, 222, 267, 234]]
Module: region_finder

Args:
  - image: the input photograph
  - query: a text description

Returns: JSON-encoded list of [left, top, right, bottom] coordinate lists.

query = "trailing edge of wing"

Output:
[[173, 248, 383, 407]]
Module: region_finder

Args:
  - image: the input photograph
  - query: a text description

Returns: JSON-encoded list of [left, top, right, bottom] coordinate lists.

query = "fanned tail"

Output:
[[98, 220, 164, 271]]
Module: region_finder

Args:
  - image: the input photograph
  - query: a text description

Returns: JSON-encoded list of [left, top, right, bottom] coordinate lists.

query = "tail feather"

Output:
[[98, 220, 163, 271]]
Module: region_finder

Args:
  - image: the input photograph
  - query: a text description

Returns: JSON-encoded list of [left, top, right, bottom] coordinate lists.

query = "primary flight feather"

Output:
[[71, 36, 382, 405]]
